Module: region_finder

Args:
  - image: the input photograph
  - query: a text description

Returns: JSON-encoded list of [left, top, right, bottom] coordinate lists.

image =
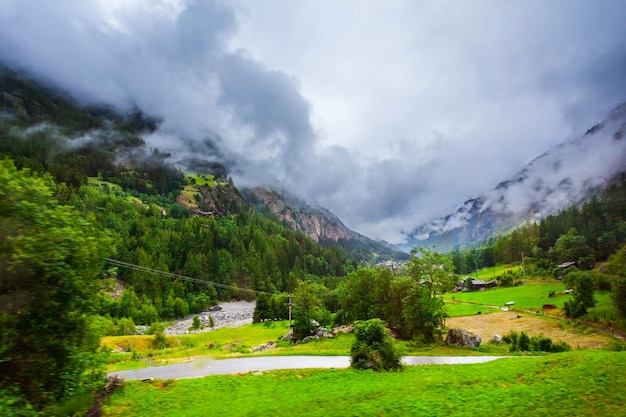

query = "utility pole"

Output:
[[287, 294, 292, 327], [521, 252, 526, 280]]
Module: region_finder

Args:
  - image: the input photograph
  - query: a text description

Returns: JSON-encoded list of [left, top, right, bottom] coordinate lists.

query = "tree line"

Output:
[[255, 248, 455, 344]]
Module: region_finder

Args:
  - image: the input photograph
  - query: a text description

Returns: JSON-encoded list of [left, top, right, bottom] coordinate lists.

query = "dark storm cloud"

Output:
[[0, 0, 315, 176], [216, 50, 316, 175], [0, 1, 232, 124]]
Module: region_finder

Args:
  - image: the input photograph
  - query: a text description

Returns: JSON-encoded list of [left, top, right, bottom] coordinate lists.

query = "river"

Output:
[[107, 355, 508, 381]]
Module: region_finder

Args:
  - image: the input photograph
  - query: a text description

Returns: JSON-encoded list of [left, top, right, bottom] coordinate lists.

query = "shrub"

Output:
[[292, 309, 316, 341], [611, 274, 626, 318], [350, 319, 402, 372], [151, 331, 169, 350], [497, 270, 522, 287], [503, 330, 518, 345], [189, 315, 202, 332], [531, 336, 553, 352], [592, 271, 612, 291], [148, 322, 169, 349], [117, 317, 136, 335], [607, 340, 626, 351], [147, 322, 166, 335], [518, 332, 531, 351], [563, 271, 596, 318], [315, 307, 333, 327]]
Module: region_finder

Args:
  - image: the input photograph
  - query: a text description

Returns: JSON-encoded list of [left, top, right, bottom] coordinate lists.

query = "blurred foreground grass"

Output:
[[103, 350, 626, 417]]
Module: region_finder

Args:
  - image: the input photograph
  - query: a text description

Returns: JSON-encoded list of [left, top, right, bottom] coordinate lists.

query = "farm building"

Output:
[[457, 277, 498, 291]]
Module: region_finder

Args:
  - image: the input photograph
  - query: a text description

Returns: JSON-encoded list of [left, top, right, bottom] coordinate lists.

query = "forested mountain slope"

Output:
[[449, 172, 626, 274], [0, 67, 358, 323]]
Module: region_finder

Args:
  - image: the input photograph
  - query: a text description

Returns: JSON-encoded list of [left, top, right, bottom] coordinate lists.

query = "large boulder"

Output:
[[302, 327, 335, 343], [333, 325, 354, 334], [250, 341, 277, 352], [281, 328, 295, 342], [445, 328, 482, 348]]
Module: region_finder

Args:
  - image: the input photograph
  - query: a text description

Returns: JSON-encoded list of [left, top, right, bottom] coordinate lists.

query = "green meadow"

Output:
[[443, 281, 568, 311], [185, 173, 219, 186], [103, 350, 626, 417], [463, 264, 524, 281], [104, 322, 489, 373], [445, 302, 501, 317], [104, 279, 618, 373], [88, 177, 144, 204]]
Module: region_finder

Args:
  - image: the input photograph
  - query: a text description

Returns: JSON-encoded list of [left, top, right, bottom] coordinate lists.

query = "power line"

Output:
[[104, 258, 275, 296]]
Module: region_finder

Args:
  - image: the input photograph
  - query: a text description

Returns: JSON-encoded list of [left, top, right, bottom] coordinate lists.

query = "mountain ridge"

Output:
[[241, 187, 409, 263], [0, 66, 406, 264], [401, 102, 626, 252]]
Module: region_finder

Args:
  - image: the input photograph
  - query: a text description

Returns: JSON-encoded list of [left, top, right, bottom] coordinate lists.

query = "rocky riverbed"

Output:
[[163, 300, 256, 335]]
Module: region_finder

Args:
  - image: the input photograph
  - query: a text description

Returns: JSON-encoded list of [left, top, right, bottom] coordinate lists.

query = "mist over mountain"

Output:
[[0, 66, 407, 265], [401, 102, 626, 252]]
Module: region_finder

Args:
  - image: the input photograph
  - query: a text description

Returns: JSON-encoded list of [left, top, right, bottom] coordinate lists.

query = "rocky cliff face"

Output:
[[242, 187, 408, 263], [177, 181, 244, 216], [402, 102, 626, 252], [243, 188, 350, 243]]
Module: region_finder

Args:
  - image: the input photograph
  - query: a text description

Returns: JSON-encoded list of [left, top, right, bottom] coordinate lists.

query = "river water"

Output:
[[108, 355, 509, 381]]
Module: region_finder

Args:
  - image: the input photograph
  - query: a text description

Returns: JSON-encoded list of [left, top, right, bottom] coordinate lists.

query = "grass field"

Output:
[[463, 264, 523, 280], [103, 322, 365, 372], [446, 312, 613, 349], [103, 321, 514, 373], [102, 350, 626, 417], [177, 185, 200, 209], [185, 173, 218, 186], [445, 302, 501, 317], [176, 174, 222, 210], [443, 281, 567, 311], [100, 280, 623, 415], [442, 280, 618, 349], [87, 177, 143, 204], [104, 323, 293, 371]]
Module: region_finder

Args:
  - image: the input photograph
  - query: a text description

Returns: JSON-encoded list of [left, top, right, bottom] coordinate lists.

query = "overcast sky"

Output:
[[1, 0, 626, 243]]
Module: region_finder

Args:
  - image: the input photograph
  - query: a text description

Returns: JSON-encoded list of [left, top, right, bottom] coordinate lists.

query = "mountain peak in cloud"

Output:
[[402, 101, 626, 252]]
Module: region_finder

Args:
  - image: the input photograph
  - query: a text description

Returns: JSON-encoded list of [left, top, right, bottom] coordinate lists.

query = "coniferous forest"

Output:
[[449, 175, 626, 276]]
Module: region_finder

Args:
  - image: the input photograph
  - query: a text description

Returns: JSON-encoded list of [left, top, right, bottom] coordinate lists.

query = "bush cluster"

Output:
[[502, 331, 570, 353], [350, 319, 402, 372]]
